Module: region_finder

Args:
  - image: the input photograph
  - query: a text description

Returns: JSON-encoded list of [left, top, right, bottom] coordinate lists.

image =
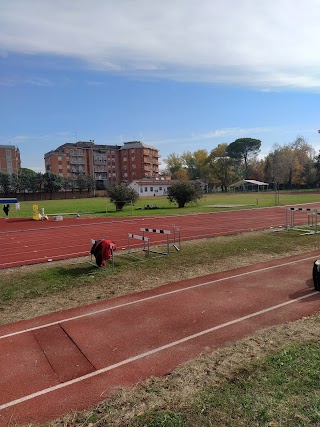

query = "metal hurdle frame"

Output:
[[285, 207, 319, 234], [140, 226, 181, 255], [172, 225, 181, 252], [127, 233, 150, 260]]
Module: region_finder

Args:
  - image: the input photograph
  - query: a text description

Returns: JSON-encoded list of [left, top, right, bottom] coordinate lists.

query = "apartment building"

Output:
[[0, 145, 21, 174], [44, 140, 159, 186], [119, 141, 159, 183]]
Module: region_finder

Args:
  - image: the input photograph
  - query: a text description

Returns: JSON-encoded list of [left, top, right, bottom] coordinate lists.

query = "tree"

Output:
[[164, 153, 184, 175], [227, 138, 261, 179], [36, 173, 45, 199], [172, 169, 189, 181], [85, 175, 96, 193], [246, 158, 266, 182], [68, 176, 76, 194], [43, 172, 62, 199], [0, 173, 11, 196], [61, 177, 71, 198], [10, 173, 20, 195], [20, 168, 37, 195], [265, 136, 316, 189], [166, 182, 203, 208], [181, 149, 209, 180], [207, 144, 236, 192], [107, 185, 139, 211], [76, 173, 87, 197]]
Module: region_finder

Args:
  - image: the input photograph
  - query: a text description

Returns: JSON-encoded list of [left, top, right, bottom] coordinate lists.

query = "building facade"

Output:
[[128, 179, 174, 197], [0, 145, 21, 175], [44, 140, 159, 186]]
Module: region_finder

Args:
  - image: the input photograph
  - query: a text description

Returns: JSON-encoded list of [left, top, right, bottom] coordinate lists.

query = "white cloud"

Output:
[[1, 0, 320, 88], [150, 126, 277, 148]]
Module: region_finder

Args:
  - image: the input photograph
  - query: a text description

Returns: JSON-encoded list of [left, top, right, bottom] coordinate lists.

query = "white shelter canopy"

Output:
[[229, 179, 269, 191]]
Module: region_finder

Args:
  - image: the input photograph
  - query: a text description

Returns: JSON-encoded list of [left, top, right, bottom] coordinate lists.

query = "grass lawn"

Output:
[[5, 190, 320, 219]]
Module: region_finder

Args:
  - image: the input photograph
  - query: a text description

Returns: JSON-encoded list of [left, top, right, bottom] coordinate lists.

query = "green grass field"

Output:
[[5, 190, 320, 219]]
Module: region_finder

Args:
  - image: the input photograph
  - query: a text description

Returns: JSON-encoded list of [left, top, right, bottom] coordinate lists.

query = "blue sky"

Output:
[[1, 0, 320, 172]]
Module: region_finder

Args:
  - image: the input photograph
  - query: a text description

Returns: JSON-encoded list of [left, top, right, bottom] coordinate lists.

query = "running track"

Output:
[[0, 251, 319, 425], [1, 205, 320, 425], [1, 205, 319, 269]]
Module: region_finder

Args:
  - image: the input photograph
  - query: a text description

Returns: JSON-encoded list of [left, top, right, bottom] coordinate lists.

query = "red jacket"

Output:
[[101, 240, 116, 265]]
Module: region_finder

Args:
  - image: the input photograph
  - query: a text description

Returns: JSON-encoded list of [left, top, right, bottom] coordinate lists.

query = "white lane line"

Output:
[[1, 254, 319, 340], [0, 290, 318, 412]]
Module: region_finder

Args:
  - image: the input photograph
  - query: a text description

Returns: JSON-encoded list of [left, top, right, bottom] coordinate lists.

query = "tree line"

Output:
[[0, 169, 96, 198], [164, 136, 320, 191]]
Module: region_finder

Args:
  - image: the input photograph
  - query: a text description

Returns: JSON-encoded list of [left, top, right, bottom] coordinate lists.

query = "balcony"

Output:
[[70, 158, 85, 165]]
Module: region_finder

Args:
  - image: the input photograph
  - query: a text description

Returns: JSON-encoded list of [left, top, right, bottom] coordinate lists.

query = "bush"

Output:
[[167, 181, 204, 208], [106, 185, 139, 211]]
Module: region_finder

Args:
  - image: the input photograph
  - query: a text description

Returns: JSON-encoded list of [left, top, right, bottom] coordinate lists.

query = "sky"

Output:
[[1, 0, 320, 173]]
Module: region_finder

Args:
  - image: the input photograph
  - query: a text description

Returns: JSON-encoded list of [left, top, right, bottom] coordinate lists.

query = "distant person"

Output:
[[3, 204, 10, 219]]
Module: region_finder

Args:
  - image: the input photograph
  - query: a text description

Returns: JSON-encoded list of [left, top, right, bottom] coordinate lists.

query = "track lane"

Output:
[[0, 206, 303, 269]]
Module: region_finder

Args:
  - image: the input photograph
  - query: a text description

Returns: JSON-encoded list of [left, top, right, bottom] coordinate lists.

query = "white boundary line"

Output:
[[1, 254, 319, 340], [0, 290, 318, 411]]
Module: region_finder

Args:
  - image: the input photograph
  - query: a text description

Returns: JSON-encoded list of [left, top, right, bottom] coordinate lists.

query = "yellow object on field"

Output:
[[33, 204, 40, 220]]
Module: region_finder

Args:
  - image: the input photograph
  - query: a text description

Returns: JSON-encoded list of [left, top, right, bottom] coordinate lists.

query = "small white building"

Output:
[[128, 179, 176, 197]]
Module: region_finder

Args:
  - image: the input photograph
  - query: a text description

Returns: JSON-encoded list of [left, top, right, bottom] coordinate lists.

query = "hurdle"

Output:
[[140, 226, 181, 255], [127, 233, 150, 260], [285, 207, 319, 234]]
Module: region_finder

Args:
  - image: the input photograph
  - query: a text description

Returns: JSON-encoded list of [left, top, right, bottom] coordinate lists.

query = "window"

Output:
[[159, 187, 162, 191], [144, 187, 148, 192], [140, 187, 143, 193], [6, 149, 12, 158], [58, 156, 62, 161], [150, 187, 153, 192]]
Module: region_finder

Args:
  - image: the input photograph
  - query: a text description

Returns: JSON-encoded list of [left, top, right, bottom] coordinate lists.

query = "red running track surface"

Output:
[[0, 250, 319, 425], [1, 205, 318, 269]]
